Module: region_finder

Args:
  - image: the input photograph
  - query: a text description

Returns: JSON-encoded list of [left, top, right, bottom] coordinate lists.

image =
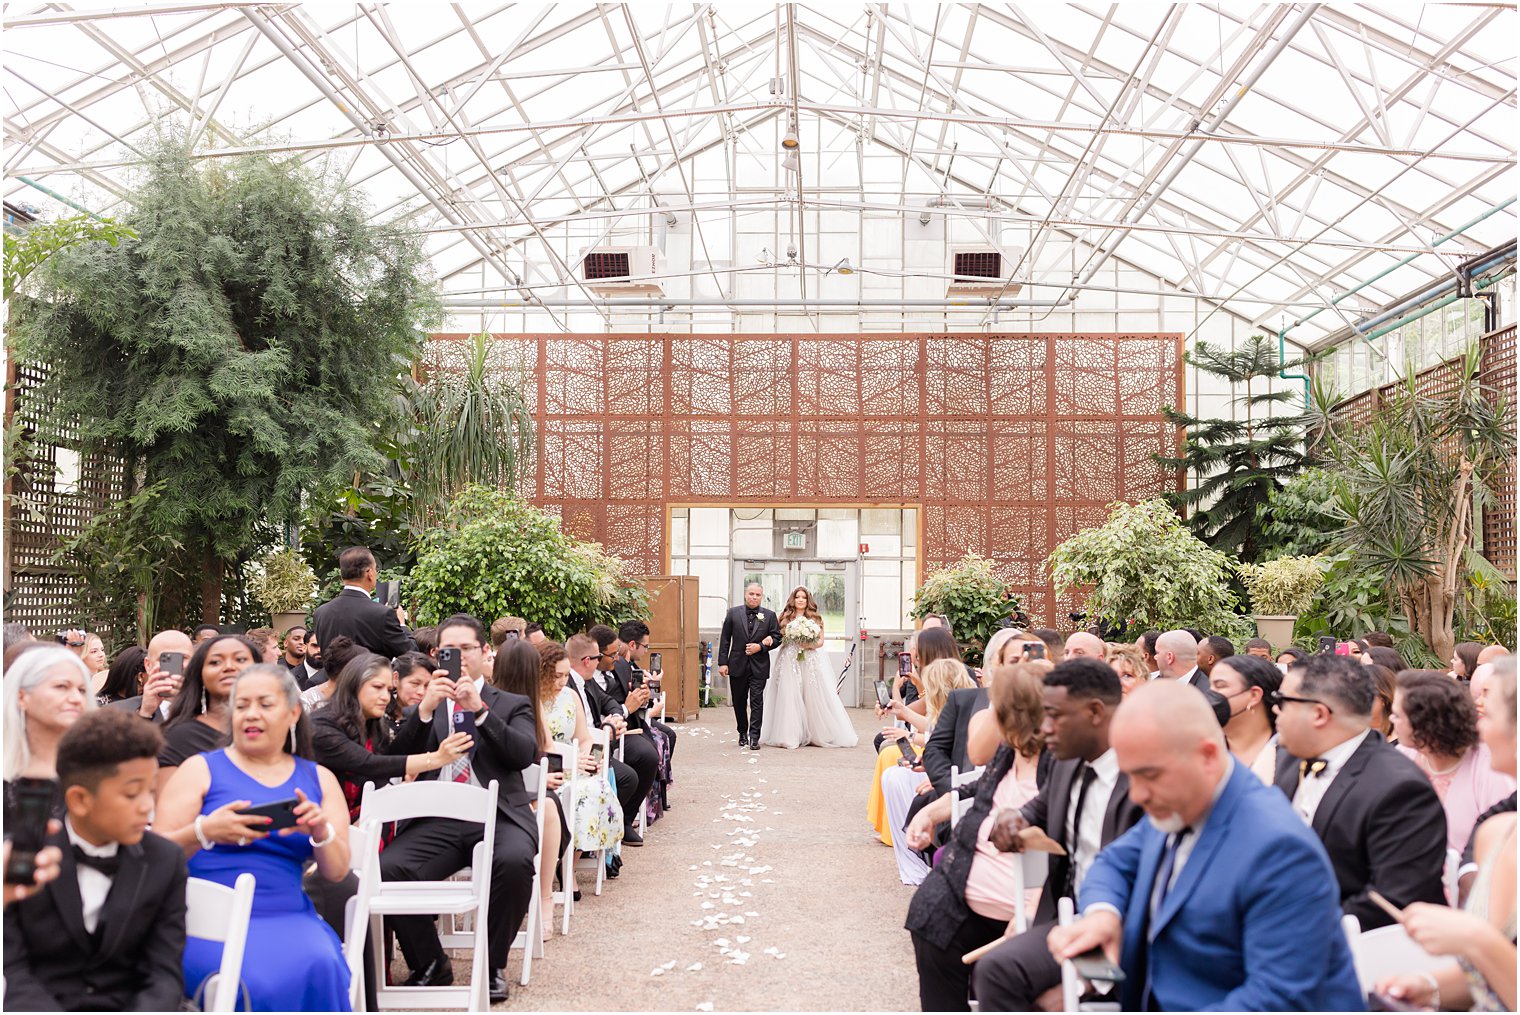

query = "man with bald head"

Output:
[[1153, 629, 1205, 691], [106, 628, 193, 722], [1062, 631, 1105, 661], [1047, 682, 1362, 1011]]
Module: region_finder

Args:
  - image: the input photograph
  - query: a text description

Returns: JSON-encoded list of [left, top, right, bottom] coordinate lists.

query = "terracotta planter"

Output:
[[1253, 615, 1297, 649], [272, 611, 309, 636]]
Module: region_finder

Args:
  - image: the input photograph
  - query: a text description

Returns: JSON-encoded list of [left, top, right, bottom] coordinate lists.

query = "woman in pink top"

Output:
[[1392, 670, 1517, 854]]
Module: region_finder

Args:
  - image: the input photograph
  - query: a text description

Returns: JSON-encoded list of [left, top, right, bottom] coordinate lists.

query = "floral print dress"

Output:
[[546, 684, 624, 851]]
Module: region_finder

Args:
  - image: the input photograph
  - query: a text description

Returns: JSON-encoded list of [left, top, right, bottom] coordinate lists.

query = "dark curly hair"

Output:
[[1396, 670, 1479, 757], [58, 708, 164, 791]]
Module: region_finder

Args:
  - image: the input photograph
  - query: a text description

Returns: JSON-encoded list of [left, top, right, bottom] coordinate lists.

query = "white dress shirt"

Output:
[[1067, 748, 1121, 893], [65, 818, 119, 934], [341, 584, 370, 596], [1291, 729, 1370, 825]]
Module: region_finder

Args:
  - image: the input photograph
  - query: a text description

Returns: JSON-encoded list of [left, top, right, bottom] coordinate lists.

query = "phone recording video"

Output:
[[874, 679, 892, 709], [1023, 643, 1046, 660], [3, 778, 58, 886], [1318, 636, 1336, 654], [438, 646, 462, 682], [159, 651, 185, 678], [649, 652, 663, 674], [897, 651, 913, 677]]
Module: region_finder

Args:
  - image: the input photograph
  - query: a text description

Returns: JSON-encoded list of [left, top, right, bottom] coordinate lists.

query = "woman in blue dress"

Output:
[[157, 662, 353, 1011]]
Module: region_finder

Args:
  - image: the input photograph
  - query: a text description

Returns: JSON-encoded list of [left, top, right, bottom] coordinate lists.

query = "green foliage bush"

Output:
[[1256, 468, 1341, 558], [249, 549, 319, 614], [1235, 555, 1326, 616], [910, 553, 1024, 666], [1047, 499, 1251, 640], [407, 487, 648, 640]]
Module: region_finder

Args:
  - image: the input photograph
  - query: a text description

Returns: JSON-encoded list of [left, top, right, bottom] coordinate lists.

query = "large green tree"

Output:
[[1155, 335, 1309, 562], [12, 140, 438, 623]]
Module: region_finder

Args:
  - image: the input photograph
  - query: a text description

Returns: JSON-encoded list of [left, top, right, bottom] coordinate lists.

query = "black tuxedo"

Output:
[[1273, 732, 1447, 929], [586, 668, 657, 833], [923, 687, 989, 797], [379, 680, 539, 972], [313, 587, 416, 659], [718, 604, 781, 742], [4, 828, 187, 1011], [969, 755, 1145, 1012]]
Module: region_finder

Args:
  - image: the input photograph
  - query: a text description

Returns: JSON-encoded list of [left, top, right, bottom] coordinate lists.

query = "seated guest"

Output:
[[1137, 629, 1160, 679], [883, 658, 975, 886], [1244, 637, 1273, 658], [312, 652, 471, 820], [1048, 681, 1362, 1011], [313, 546, 416, 657], [245, 627, 279, 665], [1275, 646, 1307, 668], [590, 623, 658, 846], [1392, 669, 1516, 853], [524, 622, 546, 647], [966, 659, 1053, 768], [156, 664, 352, 1011], [1104, 642, 1145, 697], [1062, 631, 1105, 661], [3, 710, 187, 1010], [95, 646, 146, 707], [540, 640, 622, 856], [299, 636, 362, 715], [1378, 657, 1518, 1012], [2, 622, 34, 654], [614, 619, 677, 818], [390, 651, 436, 717], [1273, 653, 1448, 928], [1196, 634, 1235, 677], [1030, 627, 1063, 660], [1452, 640, 1484, 683], [1154, 629, 1205, 690], [1207, 653, 1281, 782], [950, 628, 1031, 769], [379, 615, 538, 1002], [106, 628, 194, 722], [191, 624, 220, 646], [1364, 644, 1403, 672], [963, 658, 1144, 1012], [5, 646, 95, 819], [155, 634, 259, 794], [411, 625, 437, 658], [1364, 630, 1396, 648], [298, 629, 324, 687], [566, 631, 647, 866], [490, 616, 527, 652], [278, 625, 308, 682], [80, 634, 108, 693], [1366, 662, 1398, 739]]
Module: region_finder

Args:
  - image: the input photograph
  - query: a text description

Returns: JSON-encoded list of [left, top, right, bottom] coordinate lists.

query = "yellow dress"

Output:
[[867, 742, 904, 846]]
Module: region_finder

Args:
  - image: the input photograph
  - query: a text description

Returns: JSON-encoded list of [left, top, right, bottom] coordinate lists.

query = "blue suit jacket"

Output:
[[1080, 761, 1365, 1012]]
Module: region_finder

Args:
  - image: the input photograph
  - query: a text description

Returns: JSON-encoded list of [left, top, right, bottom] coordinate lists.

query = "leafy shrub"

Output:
[[1235, 555, 1326, 615], [1047, 499, 1251, 640], [910, 553, 1025, 666], [1257, 468, 1341, 558], [249, 549, 319, 614], [407, 486, 648, 640]]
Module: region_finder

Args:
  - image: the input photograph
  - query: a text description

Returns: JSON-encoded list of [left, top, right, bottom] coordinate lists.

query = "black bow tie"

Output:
[[72, 844, 122, 877], [1299, 757, 1329, 780]]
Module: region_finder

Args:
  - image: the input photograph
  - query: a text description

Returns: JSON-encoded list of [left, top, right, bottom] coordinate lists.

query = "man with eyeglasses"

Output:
[[566, 632, 647, 859], [377, 613, 539, 1003], [1271, 653, 1447, 930], [588, 624, 658, 846]]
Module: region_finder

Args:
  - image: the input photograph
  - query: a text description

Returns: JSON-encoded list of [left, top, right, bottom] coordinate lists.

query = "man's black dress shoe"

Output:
[[749, 742, 760, 751], [489, 970, 509, 1003], [403, 958, 453, 987], [737, 735, 748, 748], [623, 825, 644, 846]]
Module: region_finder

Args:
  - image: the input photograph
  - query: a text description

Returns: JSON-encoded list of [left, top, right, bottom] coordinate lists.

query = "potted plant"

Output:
[[251, 548, 319, 634], [1236, 555, 1326, 647]]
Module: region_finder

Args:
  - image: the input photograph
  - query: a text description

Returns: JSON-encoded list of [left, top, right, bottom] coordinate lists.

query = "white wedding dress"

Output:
[[758, 632, 858, 750]]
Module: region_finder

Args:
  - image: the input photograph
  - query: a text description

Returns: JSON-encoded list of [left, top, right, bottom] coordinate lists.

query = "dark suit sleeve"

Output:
[[718, 610, 734, 667], [475, 695, 539, 772], [584, 679, 626, 721], [3, 905, 64, 1010], [922, 696, 960, 796], [374, 603, 417, 657], [1345, 775, 1448, 925], [764, 611, 782, 648], [130, 846, 188, 1011], [1019, 782, 1051, 830], [383, 709, 432, 757], [313, 718, 409, 784]]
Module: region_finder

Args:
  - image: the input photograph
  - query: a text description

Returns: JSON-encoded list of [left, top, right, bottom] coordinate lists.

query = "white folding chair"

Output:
[[948, 765, 985, 829], [1057, 897, 1121, 1012], [549, 741, 578, 935], [576, 726, 611, 896], [1343, 914, 1449, 993], [1444, 847, 1462, 905], [616, 727, 650, 837], [342, 822, 379, 1012], [508, 760, 549, 985], [184, 873, 256, 1013], [358, 779, 498, 1012]]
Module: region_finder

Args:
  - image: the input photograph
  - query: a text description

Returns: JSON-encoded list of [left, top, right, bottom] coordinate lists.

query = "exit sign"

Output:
[[783, 531, 806, 550]]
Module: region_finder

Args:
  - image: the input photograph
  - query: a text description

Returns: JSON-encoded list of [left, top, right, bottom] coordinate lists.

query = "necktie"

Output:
[[1151, 827, 1192, 920], [1140, 826, 1192, 1010], [1064, 764, 1099, 897], [1298, 757, 1328, 784], [72, 845, 122, 877], [748, 611, 760, 636]]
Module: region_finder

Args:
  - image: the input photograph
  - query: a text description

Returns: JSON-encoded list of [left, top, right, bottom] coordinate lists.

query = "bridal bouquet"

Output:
[[782, 617, 821, 660]]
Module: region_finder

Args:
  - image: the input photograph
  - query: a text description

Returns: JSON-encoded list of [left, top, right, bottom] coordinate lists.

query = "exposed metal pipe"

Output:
[[1351, 246, 1515, 335], [15, 176, 106, 219], [442, 297, 1068, 309]]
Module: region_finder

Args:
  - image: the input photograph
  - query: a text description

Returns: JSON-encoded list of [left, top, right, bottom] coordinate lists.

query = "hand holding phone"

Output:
[[451, 706, 479, 757], [3, 779, 58, 886], [437, 646, 462, 682], [874, 679, 893, 709], [1069, 946, 1126, 984], [1023, 643, 1046, 660], [237, 797, 302, 831]]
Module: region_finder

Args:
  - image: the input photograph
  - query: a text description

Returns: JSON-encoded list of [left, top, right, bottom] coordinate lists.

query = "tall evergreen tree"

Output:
[[13, 139, 439, 623], [1154, 335, 1309, 562]]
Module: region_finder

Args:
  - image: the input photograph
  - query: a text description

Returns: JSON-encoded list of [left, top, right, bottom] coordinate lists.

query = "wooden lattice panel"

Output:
[[429, 333, 1183, 624]]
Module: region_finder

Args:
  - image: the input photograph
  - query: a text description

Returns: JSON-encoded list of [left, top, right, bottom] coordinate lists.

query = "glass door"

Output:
[[733, 560, 861, 705]]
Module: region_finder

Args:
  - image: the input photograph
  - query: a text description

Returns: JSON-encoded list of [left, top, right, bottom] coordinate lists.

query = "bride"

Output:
[[759, 586, 859, 750]]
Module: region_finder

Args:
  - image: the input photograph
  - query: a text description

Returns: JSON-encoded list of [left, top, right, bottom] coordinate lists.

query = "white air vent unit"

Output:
[[581, 245, 665, 295], [946, 245, 1022, 297]]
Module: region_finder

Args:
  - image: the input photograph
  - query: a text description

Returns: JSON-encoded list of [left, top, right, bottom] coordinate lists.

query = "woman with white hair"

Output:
[[3, 645, 95, 821]]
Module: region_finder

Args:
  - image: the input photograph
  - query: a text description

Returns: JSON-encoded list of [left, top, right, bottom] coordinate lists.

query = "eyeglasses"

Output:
[[1268, 690, 1333, 714], [579, 655, 600, 663]]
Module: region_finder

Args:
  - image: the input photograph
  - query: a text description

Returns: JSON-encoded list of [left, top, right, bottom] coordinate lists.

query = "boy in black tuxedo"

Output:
[[4, 709, 188, 1011]]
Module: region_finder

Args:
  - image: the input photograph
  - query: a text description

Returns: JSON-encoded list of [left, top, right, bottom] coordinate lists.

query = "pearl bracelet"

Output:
[[193, 814, 215, 851], [1419, 972, 1440, 1010], [309, 822, 338, 848]]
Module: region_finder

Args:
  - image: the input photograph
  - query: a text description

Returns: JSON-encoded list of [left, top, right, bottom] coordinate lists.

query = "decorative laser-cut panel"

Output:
[[428, 333, 1183, 624]]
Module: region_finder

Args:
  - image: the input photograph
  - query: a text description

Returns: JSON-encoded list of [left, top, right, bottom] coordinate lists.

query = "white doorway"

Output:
[[733, 560, 861, 705]]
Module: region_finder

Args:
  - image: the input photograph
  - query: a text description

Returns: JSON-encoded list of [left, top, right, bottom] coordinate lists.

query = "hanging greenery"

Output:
[[11, 137, 439, 624]]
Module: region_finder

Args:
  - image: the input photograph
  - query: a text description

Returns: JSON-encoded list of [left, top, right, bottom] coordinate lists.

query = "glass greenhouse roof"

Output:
[[3, 2, 1515, 344]]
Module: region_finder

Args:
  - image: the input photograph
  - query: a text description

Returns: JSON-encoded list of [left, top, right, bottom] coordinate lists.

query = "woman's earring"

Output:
[[200, 688, 209, 714], [288, 726, 297, 754]]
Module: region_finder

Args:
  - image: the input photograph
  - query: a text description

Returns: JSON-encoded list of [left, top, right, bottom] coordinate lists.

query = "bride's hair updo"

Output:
[[778, 585, 821, 629]]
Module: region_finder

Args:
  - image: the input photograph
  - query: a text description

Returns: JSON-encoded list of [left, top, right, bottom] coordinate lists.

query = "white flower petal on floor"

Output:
[[696, 1002, 714, 1011], [687, 962, 703, 972]]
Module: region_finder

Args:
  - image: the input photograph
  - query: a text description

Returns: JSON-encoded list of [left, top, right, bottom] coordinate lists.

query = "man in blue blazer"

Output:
[[1049, 680, 1364, 1012]]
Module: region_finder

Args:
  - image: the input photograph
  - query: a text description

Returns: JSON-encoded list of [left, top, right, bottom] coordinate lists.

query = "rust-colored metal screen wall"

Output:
[[426, 333, 1183, 623]]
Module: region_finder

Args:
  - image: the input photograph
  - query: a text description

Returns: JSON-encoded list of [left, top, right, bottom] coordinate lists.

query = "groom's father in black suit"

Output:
[[718, 583, 781, 750], [313, 546, 416, 659]]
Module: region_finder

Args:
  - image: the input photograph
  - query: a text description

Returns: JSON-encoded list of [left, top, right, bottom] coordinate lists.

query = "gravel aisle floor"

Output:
[[499, 707, 919, 1012]]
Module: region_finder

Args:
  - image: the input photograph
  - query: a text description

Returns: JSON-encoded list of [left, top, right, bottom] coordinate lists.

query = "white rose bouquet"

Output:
[[782, 617, 821, 660]]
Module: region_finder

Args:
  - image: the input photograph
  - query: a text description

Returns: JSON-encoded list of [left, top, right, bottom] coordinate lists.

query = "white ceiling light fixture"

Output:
[[781, 127, 799, 150], [781, 151, 799, 174]]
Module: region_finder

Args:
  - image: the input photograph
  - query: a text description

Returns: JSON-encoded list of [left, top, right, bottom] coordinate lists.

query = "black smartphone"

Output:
[[897, 651, 913, 677], [502, 630, 520, 643], [438, 646, 462, 682], [238, 796, 302, 831], [1070, 947, 1126, 984], [375, 579, 400, 608], [1367, 991, 1420, 1012], [545, 754, 564, 775], [3, 778, 57, 886], [649, 652, 663, 673], [160, 650, 185, 677], [590, 742, 605, 765], [898, 737, 920, 762], [629, 671, 644, 692], [874, 679, 892, 709], [1023, 643, 1046, 660], [451, 707, 478, 757], [649, 676, 662, 697], [1318, 635, 1336, 654]]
